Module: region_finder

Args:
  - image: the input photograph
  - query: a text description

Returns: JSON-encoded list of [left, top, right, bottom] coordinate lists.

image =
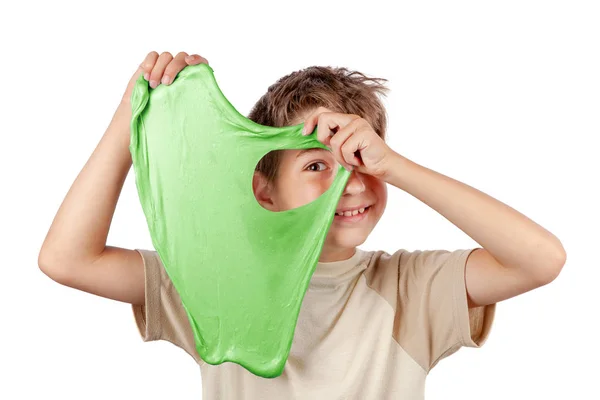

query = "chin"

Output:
[[325, 232, 368, 249]]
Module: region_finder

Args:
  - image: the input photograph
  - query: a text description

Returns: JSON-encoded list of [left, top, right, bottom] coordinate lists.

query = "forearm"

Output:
[[382, 152, 565, 278], [39, 103, 133, 268]]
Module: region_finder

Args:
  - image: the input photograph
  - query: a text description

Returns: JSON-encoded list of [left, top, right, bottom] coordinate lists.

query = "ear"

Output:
[[252, 171, 278, 211]]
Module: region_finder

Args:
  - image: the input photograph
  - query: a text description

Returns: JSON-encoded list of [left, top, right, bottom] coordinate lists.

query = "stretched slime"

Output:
[[129, 63, 351, 378]]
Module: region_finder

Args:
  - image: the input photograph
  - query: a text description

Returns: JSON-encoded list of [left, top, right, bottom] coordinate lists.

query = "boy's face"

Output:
[[253, 109, 387, 261]]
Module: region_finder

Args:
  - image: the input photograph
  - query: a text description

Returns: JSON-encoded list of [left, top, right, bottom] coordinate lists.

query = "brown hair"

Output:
[[248, 66, 390, 185]]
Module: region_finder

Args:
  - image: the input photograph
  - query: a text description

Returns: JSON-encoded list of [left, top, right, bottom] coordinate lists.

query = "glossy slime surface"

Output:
[[129, 63, 351, 378]]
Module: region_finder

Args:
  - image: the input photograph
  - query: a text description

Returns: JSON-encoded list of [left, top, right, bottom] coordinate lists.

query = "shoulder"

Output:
[[360, 248, 407, 308], [363, 247, 455, 269], [362, 247, 471, 297]]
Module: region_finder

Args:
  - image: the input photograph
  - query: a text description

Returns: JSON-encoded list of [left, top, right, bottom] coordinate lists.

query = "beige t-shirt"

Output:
[[132, 247, 495, 399]]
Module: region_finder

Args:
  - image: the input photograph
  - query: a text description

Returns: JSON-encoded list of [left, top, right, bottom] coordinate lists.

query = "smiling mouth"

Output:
[[335, 206, 370, 217], [333, 206, 371, 222]]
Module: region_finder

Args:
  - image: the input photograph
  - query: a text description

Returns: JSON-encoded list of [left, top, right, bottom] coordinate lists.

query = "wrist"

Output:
[[104, 103, 132, 143], [381, 151, 410, 184]]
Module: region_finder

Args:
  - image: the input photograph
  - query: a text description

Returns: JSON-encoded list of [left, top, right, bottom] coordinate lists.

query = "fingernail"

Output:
[[161, 75, 171, 85], [302, 126, 308, 135], [149, 80, 158, 88], [144, 72, 150, 81]]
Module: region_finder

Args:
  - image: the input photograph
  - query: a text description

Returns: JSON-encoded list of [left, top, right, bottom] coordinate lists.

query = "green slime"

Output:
[[129, 63, 351, 378]]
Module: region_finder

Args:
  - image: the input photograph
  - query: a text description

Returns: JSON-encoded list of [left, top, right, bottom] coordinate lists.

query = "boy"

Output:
[[39, 51, 566, 399]]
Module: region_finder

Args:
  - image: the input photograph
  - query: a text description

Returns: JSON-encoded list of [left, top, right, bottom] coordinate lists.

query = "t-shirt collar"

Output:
[[311, 247, 367, 282]]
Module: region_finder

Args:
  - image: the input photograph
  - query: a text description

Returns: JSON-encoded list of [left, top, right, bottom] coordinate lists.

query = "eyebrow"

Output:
[[295, 148, 331, 159]]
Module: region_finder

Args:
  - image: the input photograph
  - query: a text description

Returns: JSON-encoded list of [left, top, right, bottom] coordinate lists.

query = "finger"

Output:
[[329, 125, 356, 171], [339, 120, 367, 167], [342, 141, 361, 170], [185, 54, 209, 66], [139, 51, 159, 81], [315, 113, 341, 145], [315, 112, 359, 145], [162, 52, 188, 85], [149, 52, 173, 88], [302, 106, 332, 135]]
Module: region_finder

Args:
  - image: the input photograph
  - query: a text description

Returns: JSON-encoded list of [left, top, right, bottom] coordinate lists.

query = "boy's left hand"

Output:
[[301, 107, 395, 179]]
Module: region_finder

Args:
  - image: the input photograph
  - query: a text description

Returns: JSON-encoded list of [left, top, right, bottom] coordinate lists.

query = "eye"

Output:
[[306, 161, 328, 172]]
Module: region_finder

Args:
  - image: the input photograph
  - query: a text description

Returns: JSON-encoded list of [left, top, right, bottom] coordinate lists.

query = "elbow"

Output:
[[535, 243, 567, 286], [38, 248, 72, 285], [38, 248, 58, 280]]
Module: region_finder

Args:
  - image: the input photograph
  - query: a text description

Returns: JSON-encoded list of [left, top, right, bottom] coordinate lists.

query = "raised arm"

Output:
[[38, 51, 209, 305]]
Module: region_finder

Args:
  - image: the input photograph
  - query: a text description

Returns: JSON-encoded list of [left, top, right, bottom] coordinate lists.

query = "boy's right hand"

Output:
[[121, 51, 209, 106]]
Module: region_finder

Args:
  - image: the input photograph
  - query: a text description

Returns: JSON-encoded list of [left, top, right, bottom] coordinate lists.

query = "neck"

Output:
[[318, 246, 356, 263]]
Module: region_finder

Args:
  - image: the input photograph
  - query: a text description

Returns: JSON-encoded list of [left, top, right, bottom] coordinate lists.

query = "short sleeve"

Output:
[[398, 248, 496, 372], [132, 249, 204, 365]]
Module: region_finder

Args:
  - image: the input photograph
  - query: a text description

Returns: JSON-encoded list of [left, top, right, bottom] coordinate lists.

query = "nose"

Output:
[[342, 169, 366, 196]]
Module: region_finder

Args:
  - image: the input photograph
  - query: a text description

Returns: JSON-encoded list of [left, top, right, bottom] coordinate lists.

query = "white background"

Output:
[[2, 0, 598, 399]]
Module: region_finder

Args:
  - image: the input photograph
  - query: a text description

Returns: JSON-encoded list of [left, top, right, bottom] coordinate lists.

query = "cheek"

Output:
[[295, 185, 326, 209], [378, 183, 388, 203], [276, 177, 333, 211], [370, 180, 388, 209]]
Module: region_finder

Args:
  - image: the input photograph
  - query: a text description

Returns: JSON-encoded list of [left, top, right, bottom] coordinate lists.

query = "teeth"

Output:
[[335, 206, 368, 216]]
